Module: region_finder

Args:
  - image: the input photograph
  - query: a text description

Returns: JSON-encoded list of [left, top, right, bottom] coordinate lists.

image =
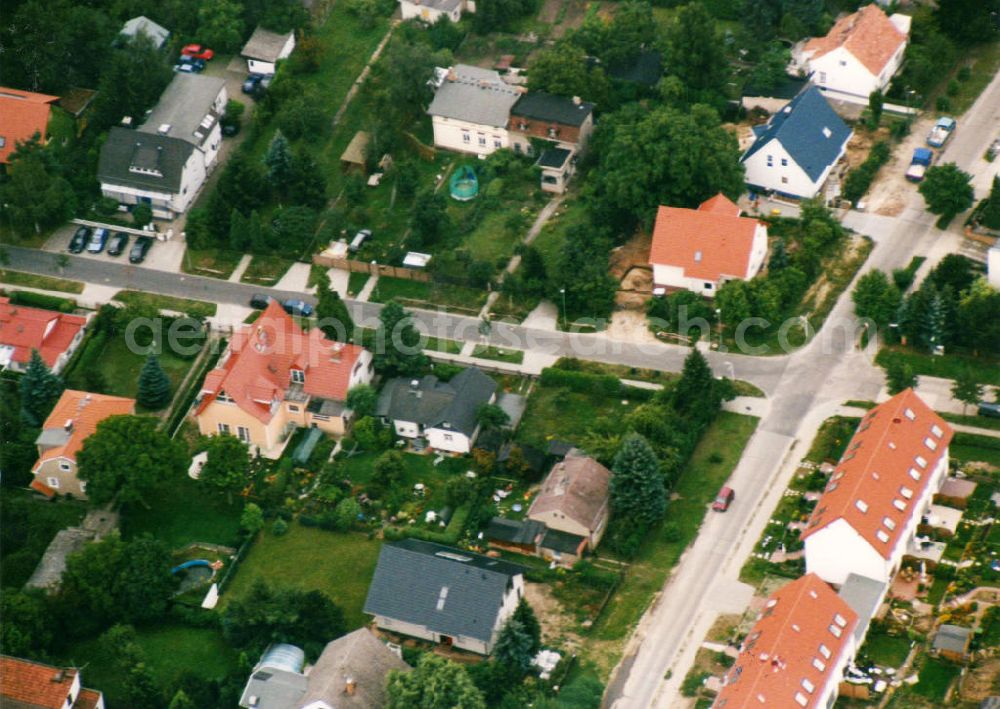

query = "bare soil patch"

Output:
[[525, 580, 586, 651], [862, 115, 937, 216], [960, 657, 1000, 702]]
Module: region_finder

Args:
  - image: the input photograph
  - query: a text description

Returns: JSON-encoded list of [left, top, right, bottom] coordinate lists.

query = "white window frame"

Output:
[[59, 461, 72, 472], [237, 426, 251, 443], [47, 477, 60, 489], [218, 423, 231, 435]]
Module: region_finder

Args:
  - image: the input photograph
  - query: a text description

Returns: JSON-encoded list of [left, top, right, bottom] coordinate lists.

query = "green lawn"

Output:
[[121, 475, 243, 550], [63, 624, 238, 706], [911, 657, 961, 701], [224, 524, 381, 629], [861, 632, 911, 668], [592, 413, 760, 644], [0, 269, 84, 293], [370, 276, 487, 314], [114, 290, 217, 318], [347, 271, 371, 296], [939, 410, 1000, 431], [515, 382, 642, 450], [472, 344, 524, 364], [338, 450, 468, 496], [240, 254, 295, 286], [804, 416, 861, 464], [876, 346, 1000, 387], [181, 247, 243, 279], [424, 335, 463, 354]]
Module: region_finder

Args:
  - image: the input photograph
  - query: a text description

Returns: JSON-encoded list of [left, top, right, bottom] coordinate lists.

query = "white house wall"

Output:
[[809, 42, 906, 99], [743, 139, 821, 198], [373, 616, 489, 655], [747, 224, 769, 278], [432, 115, 508, 156], [426, 426, 473, 454], [805, 518, 891, 585], [400, 0, 462, 23]]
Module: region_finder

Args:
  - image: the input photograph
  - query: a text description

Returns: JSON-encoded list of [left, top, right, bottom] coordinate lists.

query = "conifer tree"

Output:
[[19, 349, 64, 426], [610, 433, 666, 525], [137, 354, 172, 410]]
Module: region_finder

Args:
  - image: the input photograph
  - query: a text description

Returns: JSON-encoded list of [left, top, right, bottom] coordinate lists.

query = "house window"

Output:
[[47, 477, 60, 488], [781, 177, 788, 184], [518, 122, 528, 131], [291, 369, 304, 384], [493, 136, 502, 149], [0, 137, 6, 148], [766, 155, 773, 167], [237, 426, 251, 443], [704, 282, 713, 290], [780, 158, 788, 166], [218, 423, 231, 435], [443, 433, 453, 441], [59, 461, 71, 472], [79, 481, 86, 494], [818, 71, 827, 84], [839, 60, 847, 67], [288, 405, 300, 412], [462, 132, 471, 144], [478, 133, 486, 146], [548, 127, 558, 138]]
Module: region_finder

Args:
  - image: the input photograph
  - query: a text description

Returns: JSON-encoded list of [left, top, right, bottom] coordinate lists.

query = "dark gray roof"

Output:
[[25, 528, 92, 590], [537, 148, 572, 169], [539, 527, 585, 554], [495, 391, 526, 429], [139, 74, 225, 148], [741, 86, 851, 182], [606, 50, 663, 86], [98, 126, 195, 192], [363, 539, 524, 643], [511, 92, 594, 126], [742, 75, 810, 101], [486, 517, 545, 545], [297, 629, 409, 708], [375, 367, 496, 437], [427, 65, 521, 128], [242, 27, 295, 62], [933, 624, 971, 654], [838, 573, 886, 644], [238, 644, 308, 709]]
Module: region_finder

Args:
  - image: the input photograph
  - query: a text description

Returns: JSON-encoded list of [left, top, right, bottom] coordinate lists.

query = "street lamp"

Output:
[[559, 288, 566, 328], [715, 308, 722, 349], [371, 260, 378, 300]]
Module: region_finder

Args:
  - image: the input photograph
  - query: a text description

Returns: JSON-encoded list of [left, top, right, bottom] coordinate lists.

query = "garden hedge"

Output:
[[8, 290, 77, 313]]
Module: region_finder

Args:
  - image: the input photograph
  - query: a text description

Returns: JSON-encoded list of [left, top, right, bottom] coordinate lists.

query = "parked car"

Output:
[[180, 44, 214, 60], [250, 294, 273, 309], [242, 73, 264, 94], [979, 402, 1000, 419], [177, 56, 206, 72], [106, 232, 130, 256], [282, 299, 314, 317], [129, 235, 153, 264], [349, 229, 372, 253], [68, 226, 90, 254], [86, 228, 110, 253], [712, 486, 735, 512], [926, 117, 956, 148], [989, 139, 1000, 161]]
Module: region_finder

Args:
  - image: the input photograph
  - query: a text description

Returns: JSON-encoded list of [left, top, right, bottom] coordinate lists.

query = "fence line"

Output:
[[312, 254, 432, 282]]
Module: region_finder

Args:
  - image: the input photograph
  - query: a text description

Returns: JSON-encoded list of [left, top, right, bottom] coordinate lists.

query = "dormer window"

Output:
[[290, 369, 305, 384], [904, 407, 916, 420], [855, 499, 868, 513], [909, 468, 921, 481], [900, 486, 914, 499], [883, 517, 896, 530], [915, 455, 927, 468], [931, 424, 943, 438], [924, 437, 937, 451]]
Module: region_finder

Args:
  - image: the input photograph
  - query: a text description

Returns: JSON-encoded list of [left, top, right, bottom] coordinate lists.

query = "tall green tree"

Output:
[[345, 384, 377, 417], [200, 434, 251, 503], [476, 403, 510, 430], [1, 152, 77, 237], [265, 130, 295, 194], [314, 270, 354, 341], [885, 360, 918, 395], [137, 354, 172, 410], [664, 2, 727, 97], [77, 415, 187, 506], [868, 89, 884, 128], [492, 617, 535, 677], [935, 0, 1000, 43], [387, 653, 486, 709], [919, 163, 974, 216], [197, 0, 246, 52], [91, 34, 173, 130], [373, 301, 428, 376], [610, 433, 665, 525], [19, 350, 64, 427], [604, 1, 656, 65], [980, 176, 1000, 230], [852, 270, 902, 328], [513, 598, 542, 655], [370, 450, 406, 499], [671, 350, 724, 426], [548, 225, 618, 322], [951, 370, 984, 414], [409, 189, 452, 249], [1, 590, 55, 658], [527, 42, 610, 104]]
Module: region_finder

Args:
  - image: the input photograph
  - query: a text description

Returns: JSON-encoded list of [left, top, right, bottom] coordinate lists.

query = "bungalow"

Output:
[[363, 538, 525, 655], [792, 4, 910, 102], [714, 573, 859, 709], [741, 86, 852, 200], [0, 296, 88, 374], [932, 624, 972, 663], [31, 390, 136, 499], [802, 389, 953, 586], [120, 15, 170, 49], [0, 86, 59, 164], [241, 27, 297, 76], [1, 655, 104, 709], [527, 454, 611, 554], [649, 193, 768, 297], [195, 300, 373, 454], [427, 65, 521, 157], [98, 74, 227, 218], [238, 630, 408, 709], [375, 367, 497, 454], [399, 0, 473, 24]]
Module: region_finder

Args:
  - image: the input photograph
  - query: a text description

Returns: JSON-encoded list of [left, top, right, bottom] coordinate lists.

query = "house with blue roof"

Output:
[[741, 86, 852, 200]]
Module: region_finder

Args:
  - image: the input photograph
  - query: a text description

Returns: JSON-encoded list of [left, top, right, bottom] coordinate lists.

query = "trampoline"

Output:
[[449, 165, 479, 201]]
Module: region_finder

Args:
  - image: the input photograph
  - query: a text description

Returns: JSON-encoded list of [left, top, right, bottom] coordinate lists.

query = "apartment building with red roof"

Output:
[[31, 390, 135, 499], [0, 87, 59, 164], [803, 389, 953, 585], [195, 300, 373, 453], [0, 296, 88, 374], [648, 193, 768, 298], [792, 4, 910, 100], [0, 655, 105, 709], [714, 574, 859, 709]]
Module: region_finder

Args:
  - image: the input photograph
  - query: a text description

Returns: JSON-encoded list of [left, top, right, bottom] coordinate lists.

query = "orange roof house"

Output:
[[794, 4, 910, 99], [0, 655, 105, 709], [803, 389, 953, 585], [714, 574, 858, 709], [649, 193, 768, 298], [195, 300, 373, 452], [31, 390, 135, 498], [0, 296, 87, 374], [0, 87, 59, 164]]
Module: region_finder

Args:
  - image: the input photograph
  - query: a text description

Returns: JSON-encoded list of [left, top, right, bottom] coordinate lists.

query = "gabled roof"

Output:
[[0, 87, 58, 164], [715, 574, 858, 709], [741, 86, 851, 182], [297, 629, 409, 708], [510, 92, 594, 127], [801, 390, 953, 559], [0, 656, 103, 709], [802, 4, 908, 77], [197, 301, 366, 424], [486, 517, 545, 546], [242, 26, 295, 62], [97, 126, 196, 193], [527, 454, 611, 531], [121, 15, 170, 48], [932, 624, 971, 655], [139, 73, 226, 148], [375, 367, 497, 437], [0, 296, 86, 369], [427, 65, 521, 129], [649, 193, 763, 282], [33, 390, 135, 470], [363, 539, 524, 643]]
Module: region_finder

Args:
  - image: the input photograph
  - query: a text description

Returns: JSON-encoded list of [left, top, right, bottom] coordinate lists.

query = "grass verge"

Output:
[[875, 346, 1000, 387], [240, 255, 295, 286], [114, 290, 217, 318], [0, 269, 84, 294], [472, 344, 525, 364], [181, 248, 242, 279]]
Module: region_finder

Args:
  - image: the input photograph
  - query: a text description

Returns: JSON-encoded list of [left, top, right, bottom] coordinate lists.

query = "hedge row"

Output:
[[8, 290, 77, 313], [539, 367, 623, 396], [843, 141, 891, 205]]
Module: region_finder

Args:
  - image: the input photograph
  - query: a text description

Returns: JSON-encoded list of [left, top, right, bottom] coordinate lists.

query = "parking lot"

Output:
[[45, 222, 187, 272]]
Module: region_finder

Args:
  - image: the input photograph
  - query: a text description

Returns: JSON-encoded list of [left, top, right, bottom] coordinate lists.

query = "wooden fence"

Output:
[[312, 254, 432, 282]]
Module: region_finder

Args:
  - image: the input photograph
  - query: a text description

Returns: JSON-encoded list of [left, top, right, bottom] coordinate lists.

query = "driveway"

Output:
[[42, 223, 186, 272]]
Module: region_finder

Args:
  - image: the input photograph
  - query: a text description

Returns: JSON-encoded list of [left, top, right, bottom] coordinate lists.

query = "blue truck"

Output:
[[905, 148, 933, 182]]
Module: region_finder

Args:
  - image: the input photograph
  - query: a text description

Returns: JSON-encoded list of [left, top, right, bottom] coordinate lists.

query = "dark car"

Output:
[[979, 402, 1000, 419], [250, 294, 273, 309], [86, 228, 110, 254], [107, 232, 130, 256], [129, 235, 153, 264], [242, 73, 264, 95], [176, 56, 206, 72], [282, 299, 313, 317], [712, 486, 735, 512], [69, 226, 90, 254]]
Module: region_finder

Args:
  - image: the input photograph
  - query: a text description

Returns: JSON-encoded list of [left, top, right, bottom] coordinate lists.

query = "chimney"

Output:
[[447, 68, 457, 82], [52, 670, 66, 682], [345, 678, 356, 696], [572, 95, 581, 105], [64, 419, 74, 433]]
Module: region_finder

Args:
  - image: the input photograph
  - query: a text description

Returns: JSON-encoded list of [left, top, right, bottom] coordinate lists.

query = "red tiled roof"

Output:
[[196, 300, 365, 423], [1, 656, 79, 709], [715, 574, 858, 709], [33, 390, 135, 470], [0, 87, 59, 164], [649, 193, 764, 282], [801, 389, 953, 559], [0, 296, 86, 369], [74, 688, 103, 709], [30, 479, 57, 498], [803, 4, 907, 77]]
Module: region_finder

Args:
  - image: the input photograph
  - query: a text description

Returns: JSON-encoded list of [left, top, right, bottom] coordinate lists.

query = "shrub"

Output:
[[8, 290, 76, 313], [936, 96, 951, 112], [946, 79, 959, 97], [957, 66, 971, 82], [539, 367, 622, 396], [842, 141, 891, 204], [271, 518, 289, 536]]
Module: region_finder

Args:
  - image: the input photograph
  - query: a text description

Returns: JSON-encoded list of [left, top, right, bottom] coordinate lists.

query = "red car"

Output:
[[181, 44, 215, 61], [712, 486, 735, 512]]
